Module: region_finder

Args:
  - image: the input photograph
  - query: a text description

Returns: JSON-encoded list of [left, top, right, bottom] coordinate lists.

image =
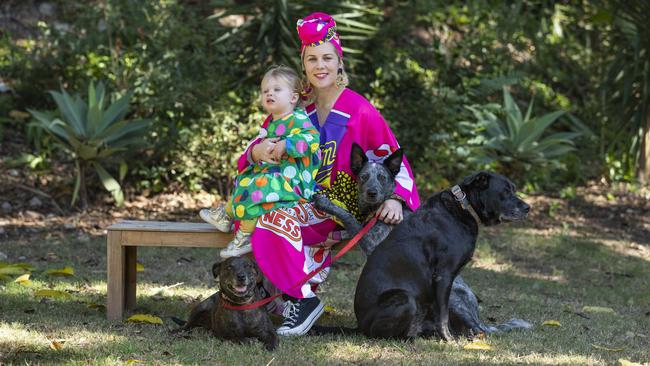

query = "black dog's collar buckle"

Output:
[[451, 185, 483, 226]]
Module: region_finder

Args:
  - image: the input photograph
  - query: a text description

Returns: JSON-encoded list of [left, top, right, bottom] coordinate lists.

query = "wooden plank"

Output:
[[108, 220, 218, 233], [121, 230, 232, 248], [106, 230, 125, 321], [125, 246, 137, 310]]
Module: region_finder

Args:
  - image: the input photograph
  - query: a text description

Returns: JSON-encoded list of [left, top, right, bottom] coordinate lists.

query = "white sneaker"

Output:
[[219, 230, 252, 258], [199, 206, 233, 232]]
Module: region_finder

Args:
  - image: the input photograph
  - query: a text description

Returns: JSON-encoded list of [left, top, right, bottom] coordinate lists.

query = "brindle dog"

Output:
[[175, 256, 278, 351]]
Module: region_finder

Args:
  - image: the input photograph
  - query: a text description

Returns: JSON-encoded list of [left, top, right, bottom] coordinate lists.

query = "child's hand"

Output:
[[253, 138, 281, 164], [271, 140, 287, 162]]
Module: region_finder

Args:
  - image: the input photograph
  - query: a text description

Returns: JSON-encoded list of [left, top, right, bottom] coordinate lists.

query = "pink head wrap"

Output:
[[296, 12, 343, 59]]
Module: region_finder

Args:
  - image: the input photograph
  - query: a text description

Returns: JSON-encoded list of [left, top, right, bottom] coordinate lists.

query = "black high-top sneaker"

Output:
[[276, 296, 324, 336]]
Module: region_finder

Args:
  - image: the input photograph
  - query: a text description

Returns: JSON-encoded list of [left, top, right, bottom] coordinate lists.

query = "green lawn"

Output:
[[1, 221, 648, 365]]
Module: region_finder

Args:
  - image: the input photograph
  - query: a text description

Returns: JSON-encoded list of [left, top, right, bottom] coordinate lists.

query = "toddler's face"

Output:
[[261, 77, 297, 116]]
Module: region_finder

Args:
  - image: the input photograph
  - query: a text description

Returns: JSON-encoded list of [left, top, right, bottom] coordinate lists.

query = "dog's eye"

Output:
[[359, 173, 369, 181], [378, 175, 387, 183]]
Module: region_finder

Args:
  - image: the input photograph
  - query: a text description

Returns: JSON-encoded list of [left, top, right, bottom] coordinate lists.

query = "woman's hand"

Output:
[[271, 140, 287, 162], [252, 138, 281, 164], [375, 198, 403, 225]]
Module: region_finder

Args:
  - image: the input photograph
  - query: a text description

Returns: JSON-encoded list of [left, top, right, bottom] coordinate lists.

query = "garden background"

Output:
[[1, 1, 649, 365]]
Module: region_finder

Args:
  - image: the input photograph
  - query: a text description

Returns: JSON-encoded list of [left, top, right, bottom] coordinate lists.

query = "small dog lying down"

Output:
[[173, 256, 278, 351], [313, 144, 531, 338]]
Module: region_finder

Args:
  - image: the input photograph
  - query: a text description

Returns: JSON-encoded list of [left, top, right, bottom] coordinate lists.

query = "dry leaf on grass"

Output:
[[542, 320, 561, 327], [136, 263, 144, 272], [592, 344, 624, 352], [45, 266, 75, 276], [618, 359, 643, 366], [582, 306, 616, 314], [127, 314, 163, 325], [463, 341, 492, 350], [34, 289, 71, 298], [49, 340, 65, 350], [0, 263, 31, 275], [14, 273, 33, 286], [125, 359, 144, 364]]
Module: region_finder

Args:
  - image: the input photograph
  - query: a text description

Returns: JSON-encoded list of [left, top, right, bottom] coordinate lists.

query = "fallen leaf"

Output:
[[582, 306, 616, 314], [45, 266, 75, 277], [49, 340, 65, 350], [463, 341, 492, 350], [34, 289, 71, 299], [542, 320, 561, 327], [87, 302, 106, 311], [324, 305, 334, 312], [136, 263, 144, 272], [592, 344, 624, 352], [0, 263, 29, 275], [14, 273, 30, 282], [618, 359, 643, 366], [126, 314, 163, 325], [125, 360, 144, 364]]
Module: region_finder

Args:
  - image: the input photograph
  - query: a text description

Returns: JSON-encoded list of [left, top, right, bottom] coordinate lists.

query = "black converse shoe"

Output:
[[276, 296, 324, 336]]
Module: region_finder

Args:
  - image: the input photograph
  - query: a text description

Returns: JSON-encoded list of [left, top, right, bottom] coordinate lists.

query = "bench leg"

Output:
[[125, 246, 137, 310], [107, 230, 125, 321]]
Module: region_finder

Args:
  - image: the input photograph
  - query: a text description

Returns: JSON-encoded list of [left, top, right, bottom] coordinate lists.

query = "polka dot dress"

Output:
[[231, 108, 321, 220]]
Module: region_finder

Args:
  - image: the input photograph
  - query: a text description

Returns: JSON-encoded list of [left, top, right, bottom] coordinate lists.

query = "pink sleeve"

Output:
[[358, 106, 420, 211]]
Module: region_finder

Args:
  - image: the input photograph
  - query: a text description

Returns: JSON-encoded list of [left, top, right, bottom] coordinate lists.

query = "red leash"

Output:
[[222, 216, 378, 310]]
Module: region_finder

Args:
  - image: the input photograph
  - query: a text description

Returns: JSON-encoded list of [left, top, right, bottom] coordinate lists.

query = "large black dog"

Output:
[[313, 145, 531, 338], [173, 256, 278, 351], [354, 171, 529, 341]]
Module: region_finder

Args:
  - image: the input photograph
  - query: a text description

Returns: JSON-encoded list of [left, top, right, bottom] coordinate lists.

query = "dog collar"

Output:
[[219, 291, 253, 307], [450, 185, 483, 226]]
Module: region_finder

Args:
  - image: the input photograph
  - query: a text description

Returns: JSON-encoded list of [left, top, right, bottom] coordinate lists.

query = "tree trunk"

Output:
[[78, 161, 89, 209], [640, 106, 650, 185]]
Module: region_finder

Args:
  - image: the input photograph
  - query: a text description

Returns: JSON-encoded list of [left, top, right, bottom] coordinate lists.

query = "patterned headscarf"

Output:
[[296, 12, 343, 58]]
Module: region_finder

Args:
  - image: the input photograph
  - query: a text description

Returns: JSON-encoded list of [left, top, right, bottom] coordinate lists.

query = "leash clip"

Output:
[[451, 185, 467, 208]]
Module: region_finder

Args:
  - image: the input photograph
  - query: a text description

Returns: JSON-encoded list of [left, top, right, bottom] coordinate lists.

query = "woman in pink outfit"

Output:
[[239, 12, 420, 336]]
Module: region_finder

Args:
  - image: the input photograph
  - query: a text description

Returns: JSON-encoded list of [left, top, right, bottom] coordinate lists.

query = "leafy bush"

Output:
[[464, 87, 584, 184], [28, 81, 150, 207]]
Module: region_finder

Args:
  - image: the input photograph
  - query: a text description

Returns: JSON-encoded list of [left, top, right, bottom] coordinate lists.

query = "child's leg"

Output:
[[219, 218, 256, 258]]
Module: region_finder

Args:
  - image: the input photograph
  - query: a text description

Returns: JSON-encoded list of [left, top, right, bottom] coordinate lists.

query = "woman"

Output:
[[239, 12, 420, 336]]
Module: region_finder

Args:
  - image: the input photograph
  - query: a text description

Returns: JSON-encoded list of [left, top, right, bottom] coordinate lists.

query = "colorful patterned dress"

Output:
[[237, 89, 420, 298], [231, 108, 321, 221]]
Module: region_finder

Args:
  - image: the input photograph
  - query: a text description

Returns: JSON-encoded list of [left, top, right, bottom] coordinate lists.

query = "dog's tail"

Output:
[[482, 318, 532, 334], [169, 316, 187, 327]]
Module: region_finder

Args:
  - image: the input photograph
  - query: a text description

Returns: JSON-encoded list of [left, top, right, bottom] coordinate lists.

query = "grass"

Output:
[[0, 222, 648, 365]]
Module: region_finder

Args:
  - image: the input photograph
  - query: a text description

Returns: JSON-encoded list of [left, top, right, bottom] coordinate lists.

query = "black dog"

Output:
[[354, 172, 529, 341], [313, 145, 531, 338], [313, 142, 408, 256], [174, 256, 278, 351]]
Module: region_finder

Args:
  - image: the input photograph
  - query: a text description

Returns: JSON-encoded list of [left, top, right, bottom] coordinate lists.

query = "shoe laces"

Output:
[[281, 300, 299, 325]]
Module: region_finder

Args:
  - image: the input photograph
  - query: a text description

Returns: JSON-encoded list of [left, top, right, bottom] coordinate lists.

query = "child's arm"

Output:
[[283, 112, 320, 159]]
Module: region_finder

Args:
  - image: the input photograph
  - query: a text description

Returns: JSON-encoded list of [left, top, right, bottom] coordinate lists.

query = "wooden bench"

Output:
[[106, 220, 232, 321]]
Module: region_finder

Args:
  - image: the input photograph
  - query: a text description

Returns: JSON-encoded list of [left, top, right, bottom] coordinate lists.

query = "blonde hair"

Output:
[[261, 65, 304, 108]]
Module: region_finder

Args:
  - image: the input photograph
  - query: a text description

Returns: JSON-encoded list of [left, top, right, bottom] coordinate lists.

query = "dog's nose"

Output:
[[237, 273, 246, 281], [366, 189, 378, 199], [521, 202, 530, 214]]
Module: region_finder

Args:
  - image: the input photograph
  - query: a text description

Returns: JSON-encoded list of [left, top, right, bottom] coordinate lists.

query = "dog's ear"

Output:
[[212, 258, 225, 279], [350, 143, 368, 177], [462, 171, 491, 190], [383, 148, 404, 178]]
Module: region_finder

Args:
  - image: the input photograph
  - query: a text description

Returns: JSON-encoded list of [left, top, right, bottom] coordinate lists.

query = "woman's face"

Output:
[[302, 42, 341, 92]]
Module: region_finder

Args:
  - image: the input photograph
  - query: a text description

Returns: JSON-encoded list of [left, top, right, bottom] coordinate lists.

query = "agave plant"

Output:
[[28, 81, 151, 208], [467, 87, 584, 178]]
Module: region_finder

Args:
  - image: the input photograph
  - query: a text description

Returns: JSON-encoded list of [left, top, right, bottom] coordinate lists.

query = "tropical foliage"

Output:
[[465, 88, 584, 181], [28, 82, 150, 207], [1, 0, 649, 207]]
